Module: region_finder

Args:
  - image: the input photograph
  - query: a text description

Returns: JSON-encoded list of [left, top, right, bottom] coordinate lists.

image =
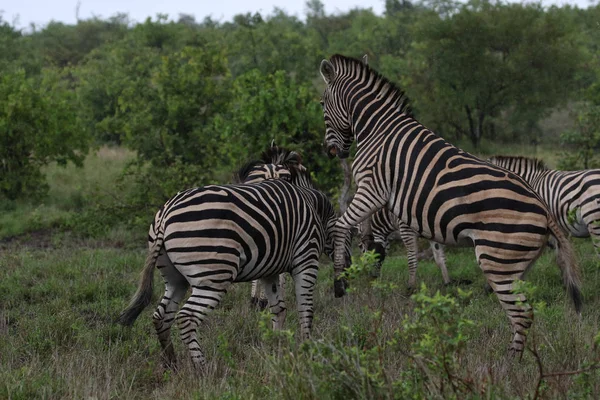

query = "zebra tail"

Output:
[[117, 237, 162, 326], [547, 217, 583, 314]]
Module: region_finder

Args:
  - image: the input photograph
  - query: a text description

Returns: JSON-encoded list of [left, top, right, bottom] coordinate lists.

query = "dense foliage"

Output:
[[1, 0, 599, 209]]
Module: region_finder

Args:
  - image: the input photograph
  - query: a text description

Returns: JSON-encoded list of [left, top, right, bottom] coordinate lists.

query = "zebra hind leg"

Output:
[[430, 242, 452, 285], [476, 249, 535, 356], [177, 271, 234, 370], [588, 221, 600, 259], [259, 274, 287, 330], [399, 227, 419, 291], [152, 252, 189, 369], [292, 261, 319, 339]]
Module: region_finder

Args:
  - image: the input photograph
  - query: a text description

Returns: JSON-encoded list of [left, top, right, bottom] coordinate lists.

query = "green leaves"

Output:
[[0, 68, 88, 200]]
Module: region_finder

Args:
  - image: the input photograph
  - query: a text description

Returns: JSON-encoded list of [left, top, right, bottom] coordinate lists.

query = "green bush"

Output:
[[0, 68, 88, 201]]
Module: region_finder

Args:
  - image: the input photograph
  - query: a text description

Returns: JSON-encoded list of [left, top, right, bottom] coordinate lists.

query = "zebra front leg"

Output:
[[333, 186, 387, 297], [259, 275, 287, 330], [430, 242, 451, 285], [477, 252, 534, 355], [399, 225, 419, 290], [177, 275, 233, 370], [153, 253, 189, 369], [292, 262, 319, 339]]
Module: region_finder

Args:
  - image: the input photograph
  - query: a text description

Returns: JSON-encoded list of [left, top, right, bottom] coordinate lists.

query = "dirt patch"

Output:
[[0, 229, 55, 250]]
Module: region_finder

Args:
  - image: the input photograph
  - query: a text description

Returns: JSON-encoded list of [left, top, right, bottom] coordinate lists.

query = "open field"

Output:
[[1, 233, 599, 399], [1, 146, 600, 399]]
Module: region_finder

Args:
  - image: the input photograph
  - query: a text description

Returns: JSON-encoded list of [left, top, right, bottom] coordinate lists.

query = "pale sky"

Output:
[[1, 0, 595, 28]]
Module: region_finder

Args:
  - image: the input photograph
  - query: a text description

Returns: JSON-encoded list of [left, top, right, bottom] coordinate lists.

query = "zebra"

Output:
[[318, 54, 582, 354], [489, 156, 600, 257], [117, 160, 349, 369], [357, 209, 450, 287], [244, 145, 317, 308]]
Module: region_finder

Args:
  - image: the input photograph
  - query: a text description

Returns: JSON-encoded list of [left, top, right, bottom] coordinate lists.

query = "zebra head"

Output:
[[319, 56, 363, 159], [235, 161, 292, 184]]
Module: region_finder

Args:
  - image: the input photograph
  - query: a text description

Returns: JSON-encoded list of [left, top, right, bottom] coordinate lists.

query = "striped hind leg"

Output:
[[430, 242, 451, 285], [292, 259, 319, 339], [259, 274, 287, 330], [475, 246, 539, 354], [251, 275, 286, 310], [588, 221, 600, 259], [176, 267, 235, 369], [153, 252, 190, 368], [399, 226, 419, 289]]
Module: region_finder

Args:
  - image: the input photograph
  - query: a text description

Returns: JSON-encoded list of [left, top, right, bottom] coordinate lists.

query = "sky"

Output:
[[1, 0, 595, 28]]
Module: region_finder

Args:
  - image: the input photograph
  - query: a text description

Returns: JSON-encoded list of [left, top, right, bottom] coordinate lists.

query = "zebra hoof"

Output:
[[257, 298, 269, 310], [334, 278, 347, 298], [484, 282, 494, 294]]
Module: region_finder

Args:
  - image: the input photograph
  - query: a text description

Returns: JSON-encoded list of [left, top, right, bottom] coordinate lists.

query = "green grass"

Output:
[[1, 234, 599, 399], [0, 146, 135, 240]]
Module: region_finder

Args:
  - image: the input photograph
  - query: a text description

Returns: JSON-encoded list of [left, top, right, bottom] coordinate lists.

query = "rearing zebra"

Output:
[[357, 209, 450, 287], [319, 54, 582, 354], [118, 160, 348, 369], [489, 156, 600, 257]]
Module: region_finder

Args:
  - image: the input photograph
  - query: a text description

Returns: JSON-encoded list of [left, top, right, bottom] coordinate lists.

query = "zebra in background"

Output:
[[357, 209, 450, 287], [318, 54, 582, 354], [489, 156, 600, 257], [118, 160, 349, 369], [243, 144, 315, 308]]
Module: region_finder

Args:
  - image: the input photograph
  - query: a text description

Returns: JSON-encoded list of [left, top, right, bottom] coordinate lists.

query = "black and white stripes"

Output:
[[490, 156, 600, 256], [319, 54, 582, 354], [118, 157, 344, 369]]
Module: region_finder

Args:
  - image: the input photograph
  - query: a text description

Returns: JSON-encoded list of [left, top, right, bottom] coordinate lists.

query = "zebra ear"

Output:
[[362, 54, 368, 65], [320, 59, 336, 84], [271, 139, 276, 148]]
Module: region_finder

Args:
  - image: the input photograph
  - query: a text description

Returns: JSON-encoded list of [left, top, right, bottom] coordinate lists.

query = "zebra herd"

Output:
[[119, 54, 600, 369]]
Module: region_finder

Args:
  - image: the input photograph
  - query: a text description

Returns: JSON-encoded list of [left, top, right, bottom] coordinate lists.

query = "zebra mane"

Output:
[[489, 155, 548, 171], [329, 54, 413, 117], [233, 160, 265, 183], [260, 145, 314, 187]]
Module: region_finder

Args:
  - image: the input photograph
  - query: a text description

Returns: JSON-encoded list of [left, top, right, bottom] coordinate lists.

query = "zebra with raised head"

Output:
[[489, 156, 600, 257], [357, 209, 450, 287], [118, 160, 349, 369], [318, 54, 582, 354]]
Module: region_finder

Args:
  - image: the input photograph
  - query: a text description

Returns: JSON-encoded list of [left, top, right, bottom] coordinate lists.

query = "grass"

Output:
[[1, 233, 599, 399], [0, 146, 135, 240], [2, 144, 599, 398]]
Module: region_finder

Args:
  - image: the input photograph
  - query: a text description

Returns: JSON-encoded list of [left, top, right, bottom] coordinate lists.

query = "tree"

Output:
[[216, 69, 341, 195], [404, 1, 582, 147], [559, 104, 600, 169], [0, 69, 88, 200]]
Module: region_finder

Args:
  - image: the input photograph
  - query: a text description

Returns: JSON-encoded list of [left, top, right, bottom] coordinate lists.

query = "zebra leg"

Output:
[[333, 186, 387, 296], [176, 272, 234, 370], [292, 261, 319, 339], [399, 226, 419, 290], [259, 275, 287, 330], [476, 249, 535, 355], [153, 252, 189, 369], [430, 242, 451, 285], [588, 221, 600, 259], [250, 280, 269, 310]]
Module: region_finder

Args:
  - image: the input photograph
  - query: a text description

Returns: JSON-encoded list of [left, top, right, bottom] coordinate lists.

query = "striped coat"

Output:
[[318, 54, 582, 354], [118, 161, 344, 369], [490, 156, 600, 256]]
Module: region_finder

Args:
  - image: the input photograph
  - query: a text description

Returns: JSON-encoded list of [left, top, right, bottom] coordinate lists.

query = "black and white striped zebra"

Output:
[[245, 145, 318, 308], [318, 54, 582, 354], [117, 161, 348, 369], [489, 156, 600, 256], [357, 209, 450, 287]]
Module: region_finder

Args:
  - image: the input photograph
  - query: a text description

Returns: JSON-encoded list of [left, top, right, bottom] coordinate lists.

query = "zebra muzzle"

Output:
[[327, 145, 338, 159]]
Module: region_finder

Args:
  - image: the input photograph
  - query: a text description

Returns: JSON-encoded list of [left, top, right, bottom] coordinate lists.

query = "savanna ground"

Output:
[[1, 146, 600, 399]]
